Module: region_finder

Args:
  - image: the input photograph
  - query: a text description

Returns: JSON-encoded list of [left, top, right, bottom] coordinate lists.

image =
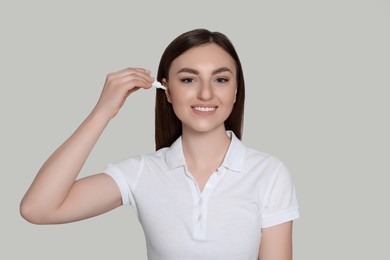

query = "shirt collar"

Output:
[[165, 131, 246, 173]]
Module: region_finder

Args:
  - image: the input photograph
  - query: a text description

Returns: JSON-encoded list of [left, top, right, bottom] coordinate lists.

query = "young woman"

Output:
[[20, 29, 299, 260]]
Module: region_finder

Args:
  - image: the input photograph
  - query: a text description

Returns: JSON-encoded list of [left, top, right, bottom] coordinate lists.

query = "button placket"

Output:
[[193, 190, 206, 239], [185, 167, 226, 240], [196, 197, 202, 223]]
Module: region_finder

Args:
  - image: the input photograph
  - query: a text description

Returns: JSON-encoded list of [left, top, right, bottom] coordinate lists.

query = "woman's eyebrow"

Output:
[[176, 68, 199, 75], [212, 67, 233, 75], [176, 67, 233, 75]]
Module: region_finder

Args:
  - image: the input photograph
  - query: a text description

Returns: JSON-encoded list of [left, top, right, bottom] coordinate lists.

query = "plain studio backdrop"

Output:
[[1, 0, 389, 259]]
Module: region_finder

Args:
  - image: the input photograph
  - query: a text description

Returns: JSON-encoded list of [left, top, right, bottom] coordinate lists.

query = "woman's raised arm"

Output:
[[20, 68, 154, 224]]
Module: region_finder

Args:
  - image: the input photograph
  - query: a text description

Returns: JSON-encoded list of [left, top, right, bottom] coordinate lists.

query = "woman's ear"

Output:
[[162, 78, 172, 103]]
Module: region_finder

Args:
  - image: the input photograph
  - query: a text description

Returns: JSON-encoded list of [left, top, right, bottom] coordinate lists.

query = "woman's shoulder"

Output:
[[111, 148, 168, 165]]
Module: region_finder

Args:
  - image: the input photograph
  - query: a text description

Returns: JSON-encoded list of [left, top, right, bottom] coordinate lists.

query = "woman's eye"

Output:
[[180, 78, 194, 83], [216, 77, 229, 83]]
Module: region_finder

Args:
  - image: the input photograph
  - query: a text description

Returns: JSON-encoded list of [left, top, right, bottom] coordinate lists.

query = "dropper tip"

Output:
[[152, 80, 167, 90]]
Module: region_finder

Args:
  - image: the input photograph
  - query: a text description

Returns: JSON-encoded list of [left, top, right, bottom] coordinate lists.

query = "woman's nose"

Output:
[[197, 83, 214, 101]]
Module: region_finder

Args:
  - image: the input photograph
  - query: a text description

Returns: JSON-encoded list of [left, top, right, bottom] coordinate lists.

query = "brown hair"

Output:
[[155, 28, 245, 150]]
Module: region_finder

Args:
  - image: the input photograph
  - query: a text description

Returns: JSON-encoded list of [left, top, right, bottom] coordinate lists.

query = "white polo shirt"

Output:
[[104, 131, 299, 260]]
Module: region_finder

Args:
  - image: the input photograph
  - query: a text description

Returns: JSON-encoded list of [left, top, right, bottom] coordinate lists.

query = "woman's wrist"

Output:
[[89, 106, 115, 124]]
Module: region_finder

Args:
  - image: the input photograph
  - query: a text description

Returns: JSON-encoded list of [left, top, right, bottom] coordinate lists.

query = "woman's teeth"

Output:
[[193, 107, 216, 112]]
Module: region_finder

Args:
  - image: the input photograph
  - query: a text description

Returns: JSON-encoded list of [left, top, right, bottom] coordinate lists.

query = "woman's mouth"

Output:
[[193, 106, 217, 112]]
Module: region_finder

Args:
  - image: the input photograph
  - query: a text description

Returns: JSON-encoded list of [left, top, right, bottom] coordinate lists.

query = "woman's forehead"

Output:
[[170, 44, 236, 74]]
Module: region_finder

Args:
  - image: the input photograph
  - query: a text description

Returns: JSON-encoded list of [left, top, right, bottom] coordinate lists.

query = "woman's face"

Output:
[[164, 43, 237, 135]]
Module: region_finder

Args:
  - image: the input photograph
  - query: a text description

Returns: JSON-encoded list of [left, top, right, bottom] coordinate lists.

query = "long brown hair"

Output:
[[155, 29, 245, 150]]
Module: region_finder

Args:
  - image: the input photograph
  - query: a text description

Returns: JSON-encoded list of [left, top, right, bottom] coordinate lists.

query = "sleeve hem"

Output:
[[262, 208, 300, 228], [104, 166, 131, 206]]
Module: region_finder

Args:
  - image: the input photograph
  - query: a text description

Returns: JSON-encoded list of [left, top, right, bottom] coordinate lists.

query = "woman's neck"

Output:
[[181, 126, 231, 171]]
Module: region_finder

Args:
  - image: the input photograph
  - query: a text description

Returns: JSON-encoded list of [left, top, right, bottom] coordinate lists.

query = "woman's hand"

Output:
[[93, 68, 154, 119]]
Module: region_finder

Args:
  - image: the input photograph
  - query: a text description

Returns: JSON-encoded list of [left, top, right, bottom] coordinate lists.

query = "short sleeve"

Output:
[[261, 160, 300, 228], [104, 155, 144, 206]]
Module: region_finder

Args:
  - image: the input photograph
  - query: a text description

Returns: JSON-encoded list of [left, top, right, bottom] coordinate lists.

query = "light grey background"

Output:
[[1, 0, 389, 259]]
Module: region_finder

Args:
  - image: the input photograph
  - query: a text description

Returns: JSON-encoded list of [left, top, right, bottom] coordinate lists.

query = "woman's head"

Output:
[[155, 29, 245, 150]]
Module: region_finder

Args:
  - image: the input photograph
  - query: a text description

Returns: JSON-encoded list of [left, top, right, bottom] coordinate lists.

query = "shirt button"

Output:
[[198, 198, 202, 206], [205, 183, 212, 189], [197, 215, 202, 221]]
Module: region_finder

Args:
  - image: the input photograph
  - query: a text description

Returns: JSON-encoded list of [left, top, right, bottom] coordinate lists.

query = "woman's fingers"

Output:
[[109, 67, 154, 87], [93, 67, 155, 119], [111, 73, 154, 91]]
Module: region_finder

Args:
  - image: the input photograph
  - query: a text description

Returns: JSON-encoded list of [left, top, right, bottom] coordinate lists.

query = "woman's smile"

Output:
[[192, 104, 218, 114]]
